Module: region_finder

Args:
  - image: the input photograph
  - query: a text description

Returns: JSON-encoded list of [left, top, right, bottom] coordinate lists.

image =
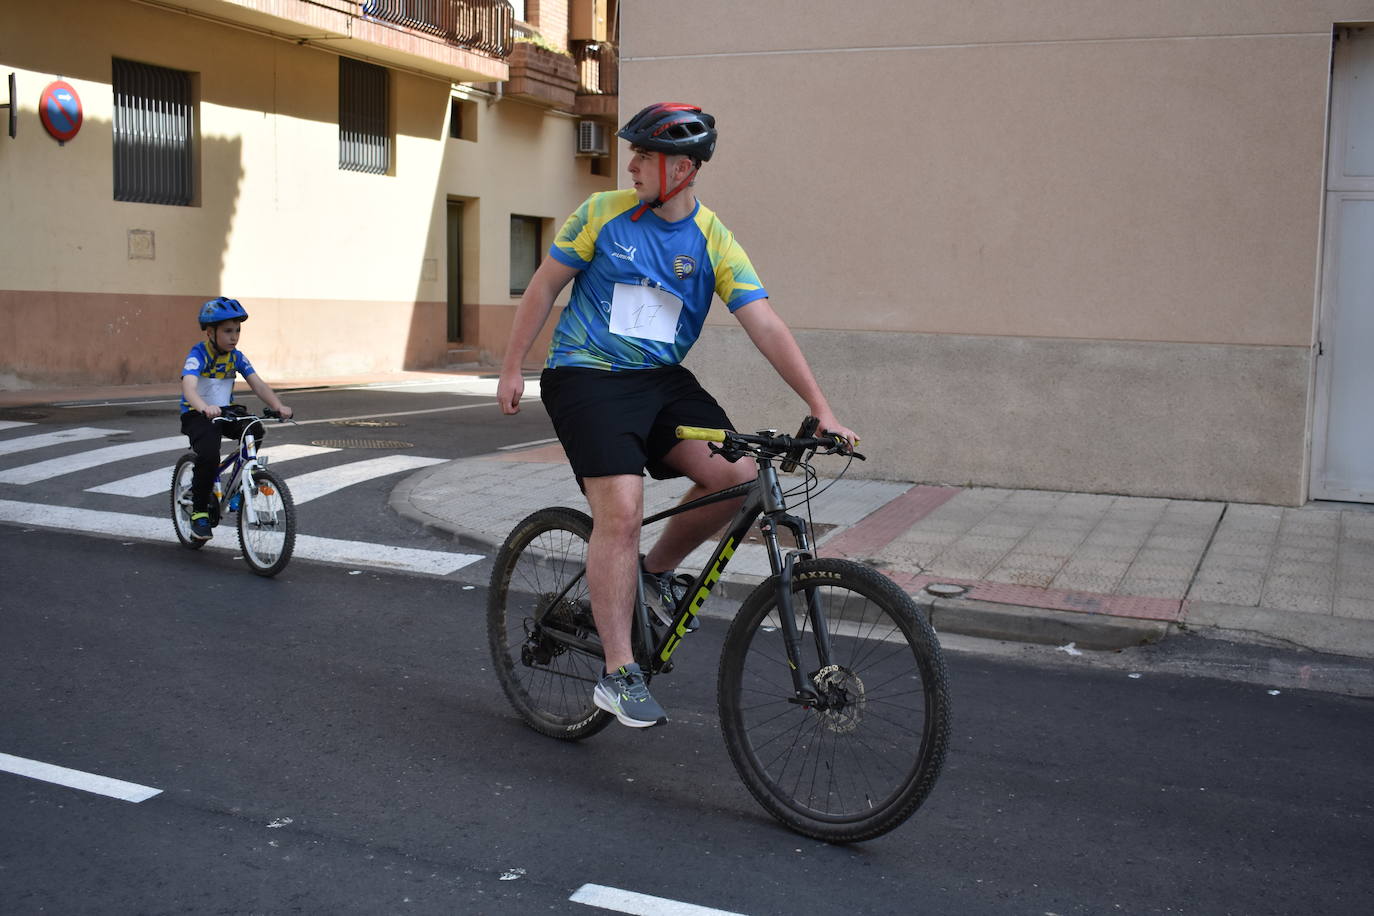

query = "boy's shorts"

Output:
[[539, 365, 734, 482]]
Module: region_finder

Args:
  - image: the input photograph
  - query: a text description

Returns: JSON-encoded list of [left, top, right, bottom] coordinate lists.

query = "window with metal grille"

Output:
[[112, 59, 195, 206], [339, 58, 390, 174]]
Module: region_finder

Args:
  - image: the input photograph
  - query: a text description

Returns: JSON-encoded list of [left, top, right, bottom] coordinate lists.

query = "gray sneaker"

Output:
[[641, 563, 699, 631], [593, 663, 667, 728]]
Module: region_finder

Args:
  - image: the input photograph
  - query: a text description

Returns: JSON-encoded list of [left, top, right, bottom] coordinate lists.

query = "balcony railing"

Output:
[[362, 0, 515, 57], [572, 40, 617, 96]]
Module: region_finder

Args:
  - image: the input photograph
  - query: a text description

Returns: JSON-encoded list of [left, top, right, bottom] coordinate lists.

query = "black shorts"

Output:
[[540, 365, 734, 482]]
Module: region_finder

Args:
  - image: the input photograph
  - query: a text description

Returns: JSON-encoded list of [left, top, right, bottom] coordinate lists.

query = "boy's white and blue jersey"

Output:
[[180, 342, 255, 413], [545, 189, 768, 370]]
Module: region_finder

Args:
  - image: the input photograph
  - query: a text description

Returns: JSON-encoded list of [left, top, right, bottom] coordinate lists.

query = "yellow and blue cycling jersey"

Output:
[[545, 189, 768, 370], [179, 341, 256, 413]]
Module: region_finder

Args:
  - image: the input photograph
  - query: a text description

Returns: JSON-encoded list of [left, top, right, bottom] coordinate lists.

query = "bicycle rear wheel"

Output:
[[718, 558, 950, 843], [170, 454, 207, 550], [487, 507, 612, 740], [237, 469, 295, 577]]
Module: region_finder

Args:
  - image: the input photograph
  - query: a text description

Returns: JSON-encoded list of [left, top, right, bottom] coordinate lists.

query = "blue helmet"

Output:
[[198, 296, 248, 329]]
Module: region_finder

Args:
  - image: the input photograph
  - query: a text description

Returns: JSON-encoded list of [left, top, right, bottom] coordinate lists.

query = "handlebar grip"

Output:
[[676, 426, 726, 442]]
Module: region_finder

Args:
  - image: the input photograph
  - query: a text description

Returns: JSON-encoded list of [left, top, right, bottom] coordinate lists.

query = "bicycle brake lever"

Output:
[[708, 442, 746, 463]]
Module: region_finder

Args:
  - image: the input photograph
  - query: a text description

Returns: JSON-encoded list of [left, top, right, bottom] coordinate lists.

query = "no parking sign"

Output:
[[39, 80, 82, 143]]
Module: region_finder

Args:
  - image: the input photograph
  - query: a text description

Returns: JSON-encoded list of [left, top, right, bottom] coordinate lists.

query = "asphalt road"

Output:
[[3, 522, 1372, 915]]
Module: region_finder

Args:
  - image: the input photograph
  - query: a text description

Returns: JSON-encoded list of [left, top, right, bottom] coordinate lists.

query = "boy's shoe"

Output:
[[641, 563, 699, 631], [190, 512, 213, 541], [593, 663, 667, 728]]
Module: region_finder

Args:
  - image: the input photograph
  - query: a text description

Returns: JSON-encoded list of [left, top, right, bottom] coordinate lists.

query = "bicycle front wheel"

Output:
[[487, 507, 612, 740], [236, 469, 296, 577], [719, 558, 950, 843], [170, 454, 207, 550]]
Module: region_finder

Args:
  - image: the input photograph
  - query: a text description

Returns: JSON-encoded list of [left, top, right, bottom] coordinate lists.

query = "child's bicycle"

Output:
[[487, 418, 950, 843], [170, 404, 297, 577]]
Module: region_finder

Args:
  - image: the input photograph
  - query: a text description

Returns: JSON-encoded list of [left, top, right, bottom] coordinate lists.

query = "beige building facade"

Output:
[[1, 0, 616, 389], [620, 2, 1374, 506]]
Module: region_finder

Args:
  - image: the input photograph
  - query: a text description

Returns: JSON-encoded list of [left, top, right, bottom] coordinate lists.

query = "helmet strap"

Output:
[[631, 154, 698, 222]]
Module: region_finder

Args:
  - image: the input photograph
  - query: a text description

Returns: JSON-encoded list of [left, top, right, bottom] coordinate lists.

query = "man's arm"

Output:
[[732, 299, 858, 444], [497, 258, 582, 414]]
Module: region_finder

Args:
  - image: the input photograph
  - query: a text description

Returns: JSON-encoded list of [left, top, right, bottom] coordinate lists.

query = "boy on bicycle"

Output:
[[497, 103, 856, 728], [179, 297, 293, 541]]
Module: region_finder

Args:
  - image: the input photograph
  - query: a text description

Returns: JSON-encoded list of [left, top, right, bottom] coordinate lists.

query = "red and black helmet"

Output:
[[617, 103, 717, 164]]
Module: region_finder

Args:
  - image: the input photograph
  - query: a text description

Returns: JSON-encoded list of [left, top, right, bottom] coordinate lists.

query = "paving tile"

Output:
[[1115, 576, 1190, 599], [1334, 597, 1374, 620], [1052, 571, 1126, 594], [987, 568, 1057, 588], [967, 522, 1031, 539], [1272, 545, 1338, 563], [1269, 560, 1334, 581], [1206, 540, 1273, 560], [1074, 543, 1141, 562], [1259, 590, 1333, 614], [992, 552, 1068, 574], [1188, 579, 1263, 605], [1262, 572, 1333, 595], [926, 549, 1008, 578]]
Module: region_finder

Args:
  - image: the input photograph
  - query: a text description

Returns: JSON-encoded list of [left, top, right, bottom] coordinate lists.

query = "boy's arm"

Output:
[[245, 374, 293, 419], [498, 257, 581, 414], [181, 374, 221, 418], [732, 299, 858, 445]]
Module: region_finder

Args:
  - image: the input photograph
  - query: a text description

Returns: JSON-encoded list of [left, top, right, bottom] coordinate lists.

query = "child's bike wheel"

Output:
[[237, 469, 296, 577], [169, 454, 207, 550]]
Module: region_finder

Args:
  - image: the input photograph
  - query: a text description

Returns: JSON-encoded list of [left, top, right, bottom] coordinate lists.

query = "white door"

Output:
[[1313, 28, 1374, 502]]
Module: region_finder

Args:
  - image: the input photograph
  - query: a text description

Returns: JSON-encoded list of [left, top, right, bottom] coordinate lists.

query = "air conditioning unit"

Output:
[[577, 120, 608, 156]]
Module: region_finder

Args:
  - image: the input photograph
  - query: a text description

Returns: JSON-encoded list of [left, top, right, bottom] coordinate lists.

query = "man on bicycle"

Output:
[[496, 103, 856, 728]]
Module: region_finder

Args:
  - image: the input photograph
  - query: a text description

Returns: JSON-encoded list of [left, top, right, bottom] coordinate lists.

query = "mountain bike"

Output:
[[170, 404, 297, 577], [487, 418, 950, 843]]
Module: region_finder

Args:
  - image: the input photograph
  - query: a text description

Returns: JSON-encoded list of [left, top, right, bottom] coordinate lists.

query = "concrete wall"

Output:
[[0, 0, 608, 388], [626, 1, 1374, 504]]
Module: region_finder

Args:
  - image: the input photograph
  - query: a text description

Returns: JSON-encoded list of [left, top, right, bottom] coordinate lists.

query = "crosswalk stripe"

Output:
[[0, 499, 483, 576], [0, 421, 36, 432], [0, 435, 188, 485], [285, 454, 447, 505], [0, 427, 125, 457], [85, 443, 341, 498]]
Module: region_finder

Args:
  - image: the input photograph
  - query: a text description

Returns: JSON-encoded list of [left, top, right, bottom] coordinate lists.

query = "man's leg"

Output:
[[582, 474, 645, 673], [643, 439, 753, 574], [181, 412, 222, 513]]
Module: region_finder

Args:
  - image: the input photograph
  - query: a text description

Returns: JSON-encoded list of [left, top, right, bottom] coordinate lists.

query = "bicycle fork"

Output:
[[754, 464, 837, 707]]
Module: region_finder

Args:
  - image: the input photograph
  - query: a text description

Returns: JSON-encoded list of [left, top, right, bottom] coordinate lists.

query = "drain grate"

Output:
[[0, 408, 48, 421], [127, 408, 178, 417], [330, 418, 402, 428], [310, 438, 415, 449]]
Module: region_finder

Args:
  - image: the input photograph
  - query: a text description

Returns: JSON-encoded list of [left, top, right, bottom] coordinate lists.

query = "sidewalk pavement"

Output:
[[8, 373, 1374, 668], [394, 444, 1374, 665]]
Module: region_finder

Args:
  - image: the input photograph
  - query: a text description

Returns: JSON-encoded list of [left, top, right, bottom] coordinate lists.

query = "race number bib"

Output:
[[609, 282, 682, 344]]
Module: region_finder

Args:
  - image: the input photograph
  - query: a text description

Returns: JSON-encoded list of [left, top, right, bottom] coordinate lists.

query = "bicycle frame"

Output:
[[534, 451, 838, 704], [212, 416, 269, 524]]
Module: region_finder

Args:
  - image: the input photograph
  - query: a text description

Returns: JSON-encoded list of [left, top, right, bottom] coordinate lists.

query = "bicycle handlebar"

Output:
[[675, 421, 865, 462], [210, 405, 289, 423]]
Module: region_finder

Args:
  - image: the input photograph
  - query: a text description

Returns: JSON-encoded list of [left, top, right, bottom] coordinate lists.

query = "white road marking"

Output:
[[570, 884, 749, 916], [284, 455, 447, 504], [0, 420, 37, 432], [291, 400, 495, 427], [498, 437, 560, 451], [0, 435, 187, 485], [0, 427, 125, 458], [0, 499, 481, 576], [0, 752, 161, 803], [85, 444, 341, 498]]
